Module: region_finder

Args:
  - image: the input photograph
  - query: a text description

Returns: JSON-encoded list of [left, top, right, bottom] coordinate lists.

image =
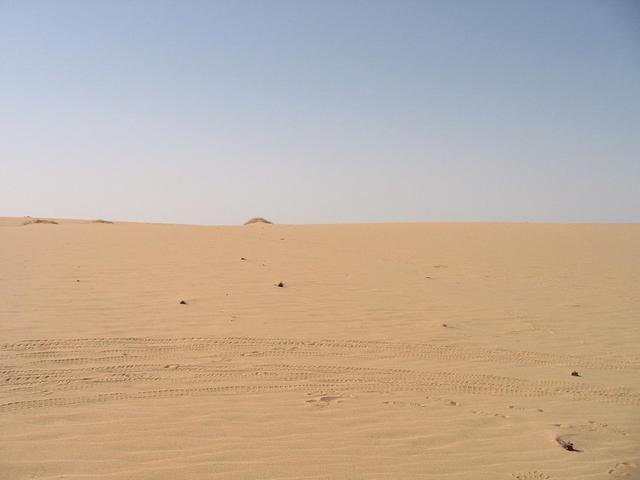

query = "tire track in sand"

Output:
[[3, 336, 638, 370]]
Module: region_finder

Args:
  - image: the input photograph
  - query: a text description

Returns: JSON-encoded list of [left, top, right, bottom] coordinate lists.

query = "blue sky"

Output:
[[1, 0, 639, 224]]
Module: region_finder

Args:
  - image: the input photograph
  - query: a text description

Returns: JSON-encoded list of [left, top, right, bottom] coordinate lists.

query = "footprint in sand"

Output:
[[509, 405, 544, 413], [306, 394, 343, 407], [470, 409, 510, 419], [608, 462, 637, 478], [511, 472, 552, 480], [552, 421, 627, 437]]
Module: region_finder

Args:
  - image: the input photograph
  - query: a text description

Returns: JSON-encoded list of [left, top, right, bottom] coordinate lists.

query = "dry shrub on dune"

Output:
[[244, 217, 273, 225], [92, 219, 114, 224], [22, 218, 58, 226]]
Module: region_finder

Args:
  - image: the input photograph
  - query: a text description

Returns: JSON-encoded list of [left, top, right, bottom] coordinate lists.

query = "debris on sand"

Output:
[[556, 436, 580, 452], [275, 282, 285, 288], [571, 371, 581, 377], [179, 300, 187, 305]]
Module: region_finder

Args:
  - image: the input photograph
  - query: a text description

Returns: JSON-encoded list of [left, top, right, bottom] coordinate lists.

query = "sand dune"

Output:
[[1, 219, 638, 479]]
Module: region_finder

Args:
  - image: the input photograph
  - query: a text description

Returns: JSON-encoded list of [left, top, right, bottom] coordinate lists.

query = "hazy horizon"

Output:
[[2, 0, 639, 225]]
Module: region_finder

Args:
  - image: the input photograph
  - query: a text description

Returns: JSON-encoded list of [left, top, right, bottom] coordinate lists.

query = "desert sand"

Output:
[[1, 218, 639, 479]]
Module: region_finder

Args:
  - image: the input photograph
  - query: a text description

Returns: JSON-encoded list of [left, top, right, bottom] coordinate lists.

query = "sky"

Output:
[[1, 0, 639, 225]]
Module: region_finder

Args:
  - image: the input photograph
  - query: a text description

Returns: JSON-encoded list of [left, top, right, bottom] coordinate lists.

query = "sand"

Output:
[[1, 218, 639, 479]]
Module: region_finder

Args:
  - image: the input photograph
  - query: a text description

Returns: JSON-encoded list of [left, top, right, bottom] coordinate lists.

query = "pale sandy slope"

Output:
[[1, 218, 639, 479]]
